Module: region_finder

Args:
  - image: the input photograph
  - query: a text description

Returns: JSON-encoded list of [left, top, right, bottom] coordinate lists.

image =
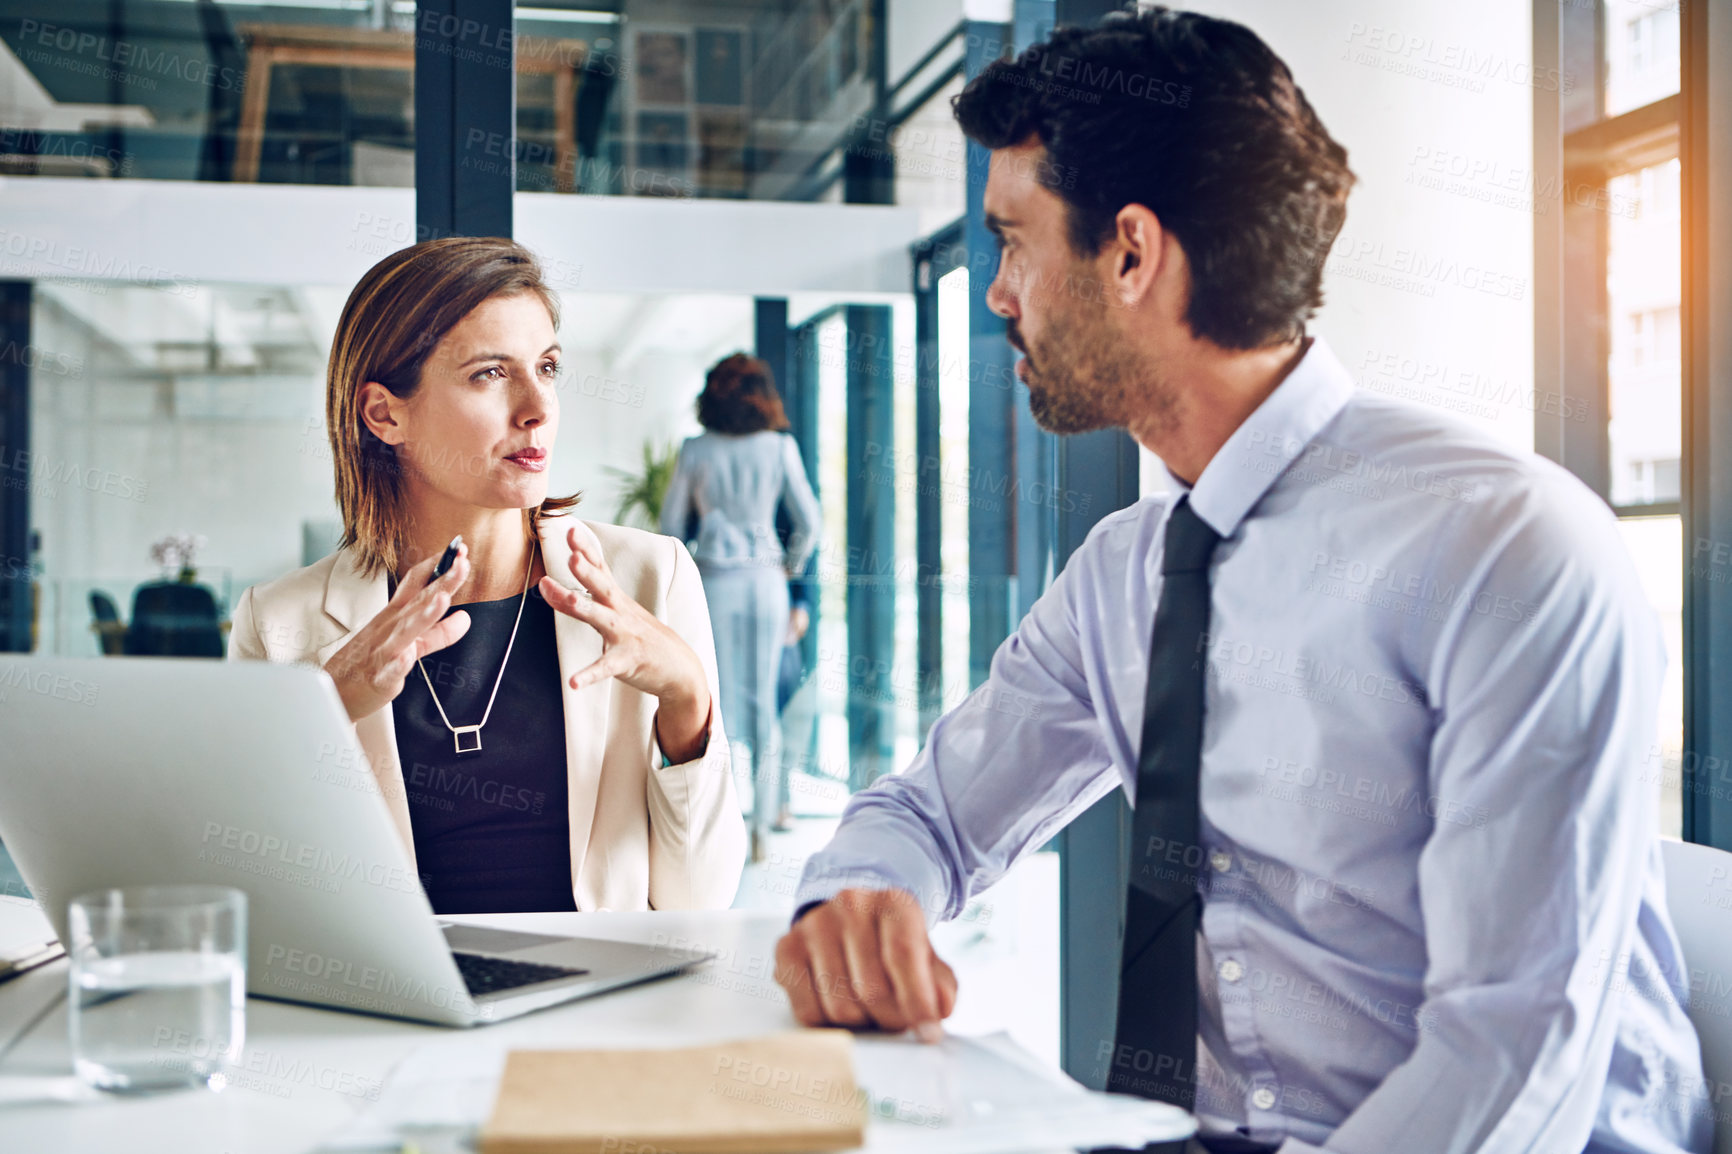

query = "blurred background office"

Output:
[[0, 0, 1719, 1084]]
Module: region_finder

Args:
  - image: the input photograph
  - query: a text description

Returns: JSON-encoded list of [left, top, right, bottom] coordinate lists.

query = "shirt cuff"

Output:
[[792, 865, 951, 927]]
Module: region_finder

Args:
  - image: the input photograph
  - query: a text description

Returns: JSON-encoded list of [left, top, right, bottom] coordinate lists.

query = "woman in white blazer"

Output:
[[228, 236, 745, 913]]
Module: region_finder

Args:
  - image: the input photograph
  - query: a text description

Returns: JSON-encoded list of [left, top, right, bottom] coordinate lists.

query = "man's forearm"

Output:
[[793, 778, 964, 926]]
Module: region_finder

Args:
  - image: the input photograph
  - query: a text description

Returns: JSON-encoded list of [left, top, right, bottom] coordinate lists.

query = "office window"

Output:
[[812, 310, 852, 773], [936, 266, 971, 718], [1619, 514, 1686, 835], [1607, 160, 1682, 508], [1556, 0, 1682, 833], [1623, 306, 1681, 370], [1605, 3, 1680, 116], [892, 295, 920, 771]]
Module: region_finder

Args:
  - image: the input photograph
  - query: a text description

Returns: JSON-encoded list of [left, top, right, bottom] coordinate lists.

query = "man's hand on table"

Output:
[[773, 887, 957, 1042]]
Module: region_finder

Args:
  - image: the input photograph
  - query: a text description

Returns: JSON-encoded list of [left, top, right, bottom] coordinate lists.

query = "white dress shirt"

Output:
[[796, 337, 1711, 1153]]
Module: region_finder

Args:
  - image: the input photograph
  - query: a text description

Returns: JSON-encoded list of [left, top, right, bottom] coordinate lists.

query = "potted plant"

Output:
[[605, 440, 681, 530], [149, 532, 208, 584]]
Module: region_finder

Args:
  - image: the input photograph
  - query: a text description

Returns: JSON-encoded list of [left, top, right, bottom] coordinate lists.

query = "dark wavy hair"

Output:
[[696, 353, 791, 434], [952, 6, 1355, 350]]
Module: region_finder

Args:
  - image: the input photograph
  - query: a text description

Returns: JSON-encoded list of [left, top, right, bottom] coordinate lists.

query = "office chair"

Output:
[[124, 581, 226, 658], [88, 590, 128, 657], [1661, 837, 1732, 1153]]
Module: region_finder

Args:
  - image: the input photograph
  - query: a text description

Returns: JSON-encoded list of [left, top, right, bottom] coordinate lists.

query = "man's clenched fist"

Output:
[[773, 888, 958, 1040]]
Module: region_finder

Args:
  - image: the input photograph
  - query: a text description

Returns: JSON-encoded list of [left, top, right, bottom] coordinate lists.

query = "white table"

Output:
[[0, 896, 1188, 1154]]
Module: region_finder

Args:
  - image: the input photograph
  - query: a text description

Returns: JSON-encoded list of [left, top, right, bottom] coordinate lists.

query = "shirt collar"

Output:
[[1157, 335, 1356, 540]]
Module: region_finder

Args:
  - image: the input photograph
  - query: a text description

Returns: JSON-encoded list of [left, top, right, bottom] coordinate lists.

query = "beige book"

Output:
[[479, 1030, 867, 1154]]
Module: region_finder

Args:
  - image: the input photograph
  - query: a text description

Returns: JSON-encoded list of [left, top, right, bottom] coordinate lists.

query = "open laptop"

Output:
[[0, 656, 713, 1026]]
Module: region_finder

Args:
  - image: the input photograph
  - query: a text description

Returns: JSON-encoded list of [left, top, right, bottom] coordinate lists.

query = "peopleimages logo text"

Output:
[[0, 663, 100, 707]]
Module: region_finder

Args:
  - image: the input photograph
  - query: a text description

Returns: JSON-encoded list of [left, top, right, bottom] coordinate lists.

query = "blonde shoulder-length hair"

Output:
[[326, 236, 581, 581]]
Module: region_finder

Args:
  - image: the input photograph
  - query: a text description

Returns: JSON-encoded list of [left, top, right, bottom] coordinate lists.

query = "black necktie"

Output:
[[1109, 495, 1222, 1110]]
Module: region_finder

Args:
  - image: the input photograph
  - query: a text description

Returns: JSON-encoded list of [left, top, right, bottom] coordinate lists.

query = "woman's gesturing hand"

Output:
[[324, 545, 473, 723], [538, 526, 711, 762]]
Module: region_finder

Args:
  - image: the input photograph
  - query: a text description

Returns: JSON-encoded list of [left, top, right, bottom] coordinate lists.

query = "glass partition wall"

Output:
[[0, 0, 895, 200], [1552, 0, 1683, 835]]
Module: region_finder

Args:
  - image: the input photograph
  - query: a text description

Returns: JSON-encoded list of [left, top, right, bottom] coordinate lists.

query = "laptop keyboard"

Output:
[[452, 952, 590, 996]]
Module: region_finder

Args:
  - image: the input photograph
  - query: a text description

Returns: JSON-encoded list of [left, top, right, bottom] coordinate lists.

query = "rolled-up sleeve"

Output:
[[795, 534, 1123, 924], [1281, 489, 1679, 1154]]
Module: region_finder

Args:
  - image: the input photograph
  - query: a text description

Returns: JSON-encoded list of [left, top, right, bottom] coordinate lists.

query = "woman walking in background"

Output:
[[662, 354, 820, 863]]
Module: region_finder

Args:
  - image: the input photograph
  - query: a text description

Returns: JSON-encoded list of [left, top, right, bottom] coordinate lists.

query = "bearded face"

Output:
[[982, 141, 1182, 445], [1012, 263, 1144, 436]]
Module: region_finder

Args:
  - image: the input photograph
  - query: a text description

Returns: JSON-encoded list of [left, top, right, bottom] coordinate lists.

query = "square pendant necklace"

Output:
[[415, 538, 535, 756]]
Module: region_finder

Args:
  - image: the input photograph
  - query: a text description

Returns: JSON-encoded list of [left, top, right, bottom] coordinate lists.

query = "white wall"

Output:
[[0, 180, 923, 296], [1176, 0, 1537, 453]]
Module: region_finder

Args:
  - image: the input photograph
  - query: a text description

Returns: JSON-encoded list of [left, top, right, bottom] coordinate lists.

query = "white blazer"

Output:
[[226, 513, 746, 911]]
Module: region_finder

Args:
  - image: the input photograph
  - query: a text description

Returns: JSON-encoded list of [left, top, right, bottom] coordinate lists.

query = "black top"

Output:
[[392, 584, 577, 914]]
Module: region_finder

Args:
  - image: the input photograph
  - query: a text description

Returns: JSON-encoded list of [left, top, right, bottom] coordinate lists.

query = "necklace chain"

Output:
[[415, 536, 535, 755]]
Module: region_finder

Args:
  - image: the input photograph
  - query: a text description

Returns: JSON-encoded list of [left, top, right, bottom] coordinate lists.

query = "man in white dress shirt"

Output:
[[772, 8, 1710, 1154]]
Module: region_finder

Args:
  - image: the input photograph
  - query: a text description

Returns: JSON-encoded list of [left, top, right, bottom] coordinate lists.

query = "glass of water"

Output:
[[67, 885, 246, 1094]]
